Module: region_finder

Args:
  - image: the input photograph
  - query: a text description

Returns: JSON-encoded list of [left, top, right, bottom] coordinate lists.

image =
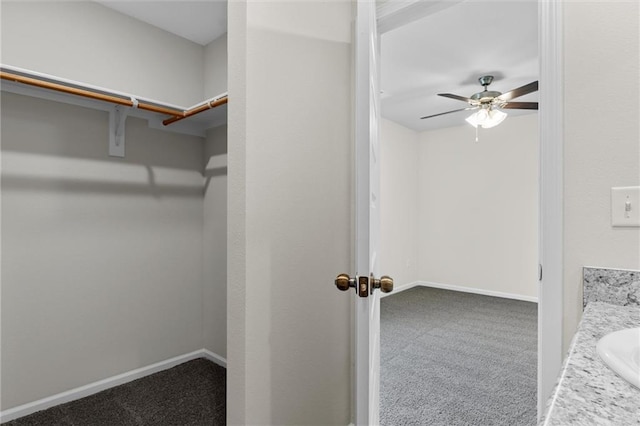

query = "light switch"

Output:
[[611, 186, 640, 227]]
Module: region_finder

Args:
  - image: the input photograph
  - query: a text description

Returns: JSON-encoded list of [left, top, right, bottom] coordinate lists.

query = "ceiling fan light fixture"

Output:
[[465, 108, 507, 129]]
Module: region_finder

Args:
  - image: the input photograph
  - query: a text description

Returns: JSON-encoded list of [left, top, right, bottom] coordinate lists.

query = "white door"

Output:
[[355, 1, 381, 424], [334, 2, 391, 422]]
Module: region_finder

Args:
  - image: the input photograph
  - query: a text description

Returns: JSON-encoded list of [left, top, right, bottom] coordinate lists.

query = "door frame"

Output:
[[537, 0, 564, 417], [360, 0, 564, 420]]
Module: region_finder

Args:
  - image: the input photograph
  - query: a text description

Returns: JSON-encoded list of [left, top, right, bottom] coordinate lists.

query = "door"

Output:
[[334, 1, 384, 424], [355, 1, 381, 424]]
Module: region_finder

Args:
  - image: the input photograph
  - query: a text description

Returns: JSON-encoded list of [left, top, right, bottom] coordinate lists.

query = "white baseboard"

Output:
[[202, 348, 227, 368], [380, 280, 421, 298], [383, 280, 538, 303], [0, 348, 227, 423]]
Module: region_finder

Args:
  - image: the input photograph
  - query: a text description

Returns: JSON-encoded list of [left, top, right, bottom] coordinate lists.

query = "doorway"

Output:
[[377, 1, 540, 423]]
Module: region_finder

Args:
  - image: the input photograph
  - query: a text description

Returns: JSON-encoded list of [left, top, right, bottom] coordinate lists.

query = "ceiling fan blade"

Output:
[[438, 93, 472, 103], [497, 81, 538, 102], [420, 107, 476, 120], [502, 102, 538, 110]]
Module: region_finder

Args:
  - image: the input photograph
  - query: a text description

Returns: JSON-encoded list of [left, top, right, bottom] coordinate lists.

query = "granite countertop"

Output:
[[540, 302, 640, 425]]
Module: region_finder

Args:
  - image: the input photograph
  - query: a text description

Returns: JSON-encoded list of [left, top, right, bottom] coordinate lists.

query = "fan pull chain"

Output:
[[475, 125, 479, 142]]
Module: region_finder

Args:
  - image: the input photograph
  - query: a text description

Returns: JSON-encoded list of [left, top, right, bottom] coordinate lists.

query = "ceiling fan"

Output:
[[420, 75, 538, 128]]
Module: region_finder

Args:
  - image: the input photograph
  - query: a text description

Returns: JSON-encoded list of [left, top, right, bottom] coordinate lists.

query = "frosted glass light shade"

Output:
[[482, 109, 507, 128], [465, 108, 507, 129], [465, 109, 487, 128]]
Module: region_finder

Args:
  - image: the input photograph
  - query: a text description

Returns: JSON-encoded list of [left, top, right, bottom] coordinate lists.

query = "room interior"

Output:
[[377, 2, 539, 423], [379, 0, 539, 301], [1, 1, 639, 425]]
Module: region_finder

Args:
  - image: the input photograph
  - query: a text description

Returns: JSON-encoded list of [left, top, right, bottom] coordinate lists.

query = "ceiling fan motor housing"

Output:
[[470, 90, 502, 104], [471, 75, 502, 104]]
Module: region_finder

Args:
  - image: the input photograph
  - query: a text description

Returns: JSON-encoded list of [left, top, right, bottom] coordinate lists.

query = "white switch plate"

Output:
[[611, 186, 640, 227]]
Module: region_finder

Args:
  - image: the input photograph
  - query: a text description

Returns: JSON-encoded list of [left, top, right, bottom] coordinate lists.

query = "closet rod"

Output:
[[0, 71, 184, 117], [162, 96, 228, 126]]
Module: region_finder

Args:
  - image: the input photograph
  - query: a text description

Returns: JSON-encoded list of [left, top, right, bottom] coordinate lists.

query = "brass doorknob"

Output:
[[335, 273, 354, 291], [371, 275, 394, 293], [380, 275, 393, 293]]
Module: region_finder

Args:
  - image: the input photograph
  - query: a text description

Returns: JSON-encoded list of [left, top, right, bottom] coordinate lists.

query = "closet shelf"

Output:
[[0, 64, 228, 138]]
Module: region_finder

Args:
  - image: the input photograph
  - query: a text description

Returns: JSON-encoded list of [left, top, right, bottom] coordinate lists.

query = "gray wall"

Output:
[[0, 1, 204, 106], [203, 125, 227, 357], [227, 1, 352, 424], [202, 32, 228, 358], [204, 34, 228, 98], [1, 93, 205, 409]]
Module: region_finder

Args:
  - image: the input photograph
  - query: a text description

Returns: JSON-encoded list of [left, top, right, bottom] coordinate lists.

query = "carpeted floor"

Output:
[[380, 286, 537, 426], [5, 289, 534, 425], [3, 358, 226, 426]]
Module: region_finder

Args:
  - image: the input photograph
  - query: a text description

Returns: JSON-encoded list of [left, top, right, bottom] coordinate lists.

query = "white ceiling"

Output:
[[94, 0, 537, 132], [95, 0, 227, 46], [381, 0, 539, 132]]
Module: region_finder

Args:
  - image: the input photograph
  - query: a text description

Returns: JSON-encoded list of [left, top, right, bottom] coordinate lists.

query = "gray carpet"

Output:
[[3, 358, 225, 426], [380, 286, 537, 426]]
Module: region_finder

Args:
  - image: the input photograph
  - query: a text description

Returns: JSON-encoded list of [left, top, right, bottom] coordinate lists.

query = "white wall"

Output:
[[0, 1, 204, 106], [1, 93, 205, 409], [204, 33, 228, 98], [563, 2, 640, 350], [380, 119, 420, 286], [227, 1, 352, 424], [380, 115, 539, 299], [203, 125, 227, 358], [418, 114, 539, 299]]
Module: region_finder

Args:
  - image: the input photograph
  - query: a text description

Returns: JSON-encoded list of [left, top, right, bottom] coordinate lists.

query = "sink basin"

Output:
[[596, 327, 640, 389]]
